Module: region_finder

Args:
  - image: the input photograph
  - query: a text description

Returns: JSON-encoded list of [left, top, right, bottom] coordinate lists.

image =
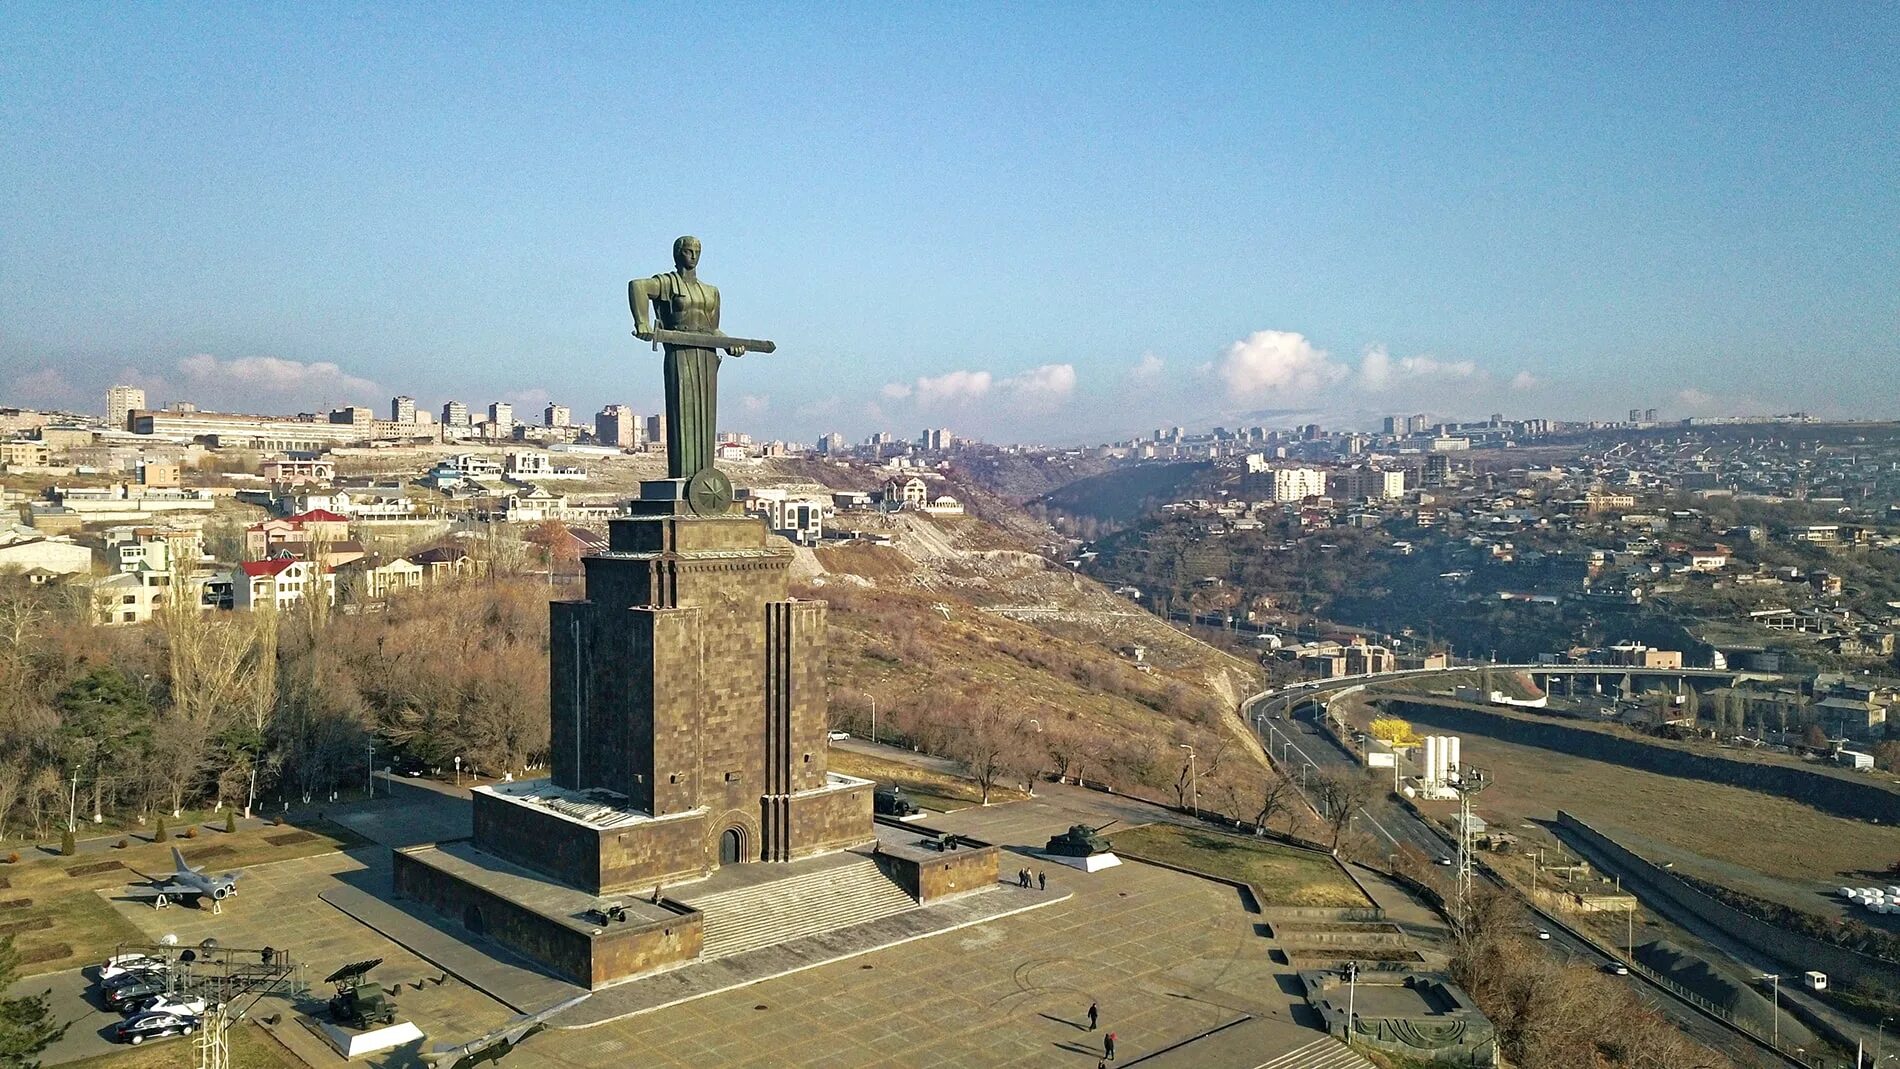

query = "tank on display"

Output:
[[873, 784, 919, 818], [1045, 821, 1117, 857]]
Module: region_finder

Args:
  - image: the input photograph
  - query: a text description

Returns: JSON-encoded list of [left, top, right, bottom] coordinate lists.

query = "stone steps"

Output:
[[1254, 1036, 1377, 1069], [683, 858, 918, 960]]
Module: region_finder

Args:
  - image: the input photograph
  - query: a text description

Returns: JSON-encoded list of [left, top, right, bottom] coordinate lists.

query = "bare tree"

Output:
[[1312, 770, 1372, 852], [939, 702, 1037, 805]]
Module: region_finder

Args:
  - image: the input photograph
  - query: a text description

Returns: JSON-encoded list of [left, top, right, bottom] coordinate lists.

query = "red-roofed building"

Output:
[[244, 508, 351, 560], [232, 557, 333, 611]]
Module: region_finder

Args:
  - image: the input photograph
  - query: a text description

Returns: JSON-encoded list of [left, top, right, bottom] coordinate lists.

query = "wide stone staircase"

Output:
[[681, 856, 918, 960], [1253, 1036, 1377, 1069]]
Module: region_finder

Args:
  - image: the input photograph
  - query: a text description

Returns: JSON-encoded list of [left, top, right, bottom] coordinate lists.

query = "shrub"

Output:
[[5, 852, 19, 864], [273, 815, 286, 827], [115, 839, 128, 849], [154, 817, 168, 843], [60, 829, 75, 856], [182, 826, 197, 839], [225, 810, 237, 833]]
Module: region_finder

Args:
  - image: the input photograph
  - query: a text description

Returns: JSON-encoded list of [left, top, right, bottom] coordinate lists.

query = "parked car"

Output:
[[101, 967, 166, 991], [97, 955, 166, 982], [124, 992, 207, 1018], [115, 1011, 197, 1045], [826, 731, 850, 741], [104, 979, 168, 1010]]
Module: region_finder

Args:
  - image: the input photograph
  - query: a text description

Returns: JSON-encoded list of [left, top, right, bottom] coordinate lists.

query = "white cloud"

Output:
[[913, 369, 993, 406], [7, 367, 79, 405], [1510, 371, 1539, 391], [1217, 331, 1348, 400], [740, 394, 769, 415], [176, 354, 378, 400], [1001, 363, 1077, 406], [1358, 344, 1477, 391], [1677, 388, 1716, 409], [1130, 352, 1164, 383], [879, 382, 913, 401]]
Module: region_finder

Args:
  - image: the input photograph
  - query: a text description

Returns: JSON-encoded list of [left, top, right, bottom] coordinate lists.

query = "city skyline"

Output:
[[3, 6, 1895, 443]]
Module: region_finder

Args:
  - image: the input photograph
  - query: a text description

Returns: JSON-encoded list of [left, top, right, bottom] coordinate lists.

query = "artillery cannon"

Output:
[[1045, 820, 1117, 857]]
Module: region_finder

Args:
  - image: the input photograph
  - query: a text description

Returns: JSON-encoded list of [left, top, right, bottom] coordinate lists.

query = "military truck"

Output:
[[1045, 821, 1116, 857], [325, 959, 396, 1029]]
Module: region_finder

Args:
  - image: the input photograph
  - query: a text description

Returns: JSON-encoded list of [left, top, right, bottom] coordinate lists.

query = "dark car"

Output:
[[115, 1010, 197, 1045], [101, 967, 166, 991], [104, 979, 168, 1010]]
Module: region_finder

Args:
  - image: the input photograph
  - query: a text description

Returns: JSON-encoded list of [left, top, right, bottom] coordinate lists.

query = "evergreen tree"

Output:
[[0, 935, 68, 1068]]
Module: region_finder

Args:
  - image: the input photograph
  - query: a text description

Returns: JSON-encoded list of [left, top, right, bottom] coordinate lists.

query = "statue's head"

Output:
[[673, 235, 702, 271]]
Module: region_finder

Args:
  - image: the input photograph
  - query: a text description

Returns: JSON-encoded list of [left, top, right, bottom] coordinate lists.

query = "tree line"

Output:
[[0, 575, 550, 841]]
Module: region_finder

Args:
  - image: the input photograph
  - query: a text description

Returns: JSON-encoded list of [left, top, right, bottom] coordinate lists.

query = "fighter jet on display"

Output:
[[124, 847, 241, 908], [420, 995, 589, 1068]]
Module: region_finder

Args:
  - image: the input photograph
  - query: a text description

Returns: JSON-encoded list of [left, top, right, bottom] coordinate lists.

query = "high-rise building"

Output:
[[329, 406, 374, 425], [392, 395, 417, 424], [488, 402, 514, 435], [595, 404, 635, 447], [1629, 408, 1643, 423], [1271, 468, 1325, 502], [442, 400, 470, 427], [106, 385, 147, 430], [645, 413, 666, 448], [1644, 408, 1657, 423], [1407, 413, 1431, 435], [818, 432, 846, 455], [545, 403, 571, 428], [920, 427, 952, 451], [1381, 415, 1402, 436]]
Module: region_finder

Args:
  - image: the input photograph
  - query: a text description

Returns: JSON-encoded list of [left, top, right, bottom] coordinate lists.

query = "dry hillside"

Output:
[[791, 510, 1269, 791]]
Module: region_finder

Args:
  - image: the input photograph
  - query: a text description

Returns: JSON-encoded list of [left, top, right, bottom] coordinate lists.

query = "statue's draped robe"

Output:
[[639, 270, 722, 480]]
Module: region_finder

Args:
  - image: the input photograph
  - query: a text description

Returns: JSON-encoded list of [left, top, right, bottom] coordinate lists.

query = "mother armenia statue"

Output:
[[628, 236, 776, 512]]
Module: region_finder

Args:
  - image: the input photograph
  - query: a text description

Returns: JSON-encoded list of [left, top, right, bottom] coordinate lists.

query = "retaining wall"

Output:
[[1553, 811, 1900, 993], [1389, 699, 1900, 824]]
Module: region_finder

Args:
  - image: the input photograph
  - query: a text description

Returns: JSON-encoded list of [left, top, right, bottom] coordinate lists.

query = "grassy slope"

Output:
[[1107, 824, 1368, 908]]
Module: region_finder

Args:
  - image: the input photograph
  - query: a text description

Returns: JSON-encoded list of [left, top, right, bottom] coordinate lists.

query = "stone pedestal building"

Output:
[[395, 484, 878, 986]]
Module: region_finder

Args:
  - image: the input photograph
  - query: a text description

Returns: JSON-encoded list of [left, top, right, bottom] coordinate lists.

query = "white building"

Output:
[[107, 385, 147, 430], [1272, 468, 1325, 503], [234, 558, 334, 611], [0, 526, 93, 577]]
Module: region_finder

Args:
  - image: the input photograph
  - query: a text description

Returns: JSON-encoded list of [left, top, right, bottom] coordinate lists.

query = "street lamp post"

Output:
[[1345, 960, 1359, 1034], [454, 756, 462, 787], [245, 766, 257, 820], [67, 773, 78, 834], [1877, 1014, 1891, 1065], [870, 697, 877, 746], [366, 740, 375, 799], [1178, 744, 1198, 817]]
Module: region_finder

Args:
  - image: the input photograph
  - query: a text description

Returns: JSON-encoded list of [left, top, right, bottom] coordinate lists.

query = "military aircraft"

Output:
[[124, 848, 241, 909], [420, 995, 589, 1068]]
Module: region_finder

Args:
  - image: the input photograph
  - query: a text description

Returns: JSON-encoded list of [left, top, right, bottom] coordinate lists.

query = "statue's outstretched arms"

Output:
[[629, 277, 660, 339]]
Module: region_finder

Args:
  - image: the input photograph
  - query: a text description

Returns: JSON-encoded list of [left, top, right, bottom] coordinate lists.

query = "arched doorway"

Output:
[[719, 827, 744, 866]]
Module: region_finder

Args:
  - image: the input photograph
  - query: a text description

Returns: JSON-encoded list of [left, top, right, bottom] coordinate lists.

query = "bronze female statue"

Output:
[[628, 236, 747, 483]]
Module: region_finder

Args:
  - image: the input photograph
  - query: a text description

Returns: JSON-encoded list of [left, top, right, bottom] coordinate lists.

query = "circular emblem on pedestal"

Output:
[[686, 466, 733, 516]]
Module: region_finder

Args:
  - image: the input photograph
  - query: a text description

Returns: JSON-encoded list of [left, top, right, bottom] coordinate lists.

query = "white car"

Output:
[[125, 992, 208, 1018], [826, 731, 850, 741], [1536, 929, 1552, 940], [98, 955, 167, 982], [1605, 962, 1629, 976]]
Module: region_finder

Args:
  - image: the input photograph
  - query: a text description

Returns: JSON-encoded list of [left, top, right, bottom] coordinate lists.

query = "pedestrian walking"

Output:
[[1105, 1031, 1116, 1061], [1087, 1000, 1098, 1030], [1038, 870, 1047, 890]]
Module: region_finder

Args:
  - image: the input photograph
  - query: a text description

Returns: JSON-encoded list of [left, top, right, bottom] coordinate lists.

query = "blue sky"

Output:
[[2, 5, 1895, 442]]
